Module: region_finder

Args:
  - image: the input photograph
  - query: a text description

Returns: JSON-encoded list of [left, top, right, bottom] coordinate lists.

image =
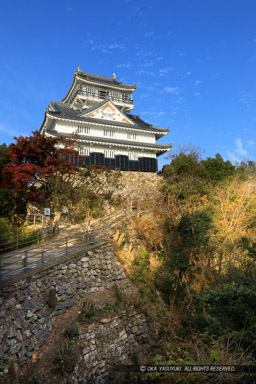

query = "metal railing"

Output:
[[0, 230, 99, 280], [0, 199, 160, 281], [0, 226, 54, 255]]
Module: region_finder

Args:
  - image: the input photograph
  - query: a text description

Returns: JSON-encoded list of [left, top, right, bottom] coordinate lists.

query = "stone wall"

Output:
[[115, 171, 162, 201], [0, 244, 157, 382], [73, 302, 157, 384]]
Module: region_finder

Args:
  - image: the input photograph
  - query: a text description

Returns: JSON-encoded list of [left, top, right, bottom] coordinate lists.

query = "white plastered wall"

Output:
[[53, 120, 156, 144]]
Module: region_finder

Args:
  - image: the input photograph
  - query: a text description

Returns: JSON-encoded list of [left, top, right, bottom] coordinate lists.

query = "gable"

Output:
[[82, 101, 134, 125]]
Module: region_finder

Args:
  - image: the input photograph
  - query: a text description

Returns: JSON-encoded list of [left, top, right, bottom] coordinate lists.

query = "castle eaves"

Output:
[[76, 71, 136, 89], [47, 101, 169, 134], [47, 130, 171, 154]]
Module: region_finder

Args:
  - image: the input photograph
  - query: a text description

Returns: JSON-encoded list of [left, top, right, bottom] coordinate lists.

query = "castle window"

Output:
[[127, 132, 137, 140], [128, 152, 138, 160], [103, 129, 114, 137], [79, 147, 90, 156], [99, 90, 109, 98], [104, 149, 114, 158], [78, 126, 90, 134]]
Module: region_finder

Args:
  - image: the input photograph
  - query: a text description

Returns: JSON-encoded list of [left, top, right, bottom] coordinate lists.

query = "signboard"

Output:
[[44, 208, 51, 217]]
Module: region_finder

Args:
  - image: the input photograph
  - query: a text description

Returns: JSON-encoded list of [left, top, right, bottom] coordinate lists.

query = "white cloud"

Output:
[[164, 87, 179, 94], [145, 32, 155, 38], [225, 138, 250, 163], [140, 62, 154, 68], [136, 69, 154, 76], [195, 80, 202, 86], [239, 90, 254, 109], [141, 111, 166, 119], [136, 50, 154, 57], [247, 140, 255, 147], [194, 92, 200, 96], [159, 67, 174, 76], [108, 43, 124, 49], [235, 138, 248, 156], [226, 150, 240, 163], [90, 42, 125, 52], [115, 64, 131, 68], [0, 123, 24, 138]]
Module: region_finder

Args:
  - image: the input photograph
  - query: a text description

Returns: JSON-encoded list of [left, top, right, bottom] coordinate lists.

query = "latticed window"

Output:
[[103, 129, 114, 137], [99, 90, 109, 98], [79, 147, 90, 156], [127, 132, 137, 140], [128, 152, 138, 160], [78, 126, 90, 134], [104, 149, 114, 158]]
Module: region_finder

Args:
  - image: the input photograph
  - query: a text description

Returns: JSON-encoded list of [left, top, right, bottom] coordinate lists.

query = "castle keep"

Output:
[[40, 67, 171, 172]]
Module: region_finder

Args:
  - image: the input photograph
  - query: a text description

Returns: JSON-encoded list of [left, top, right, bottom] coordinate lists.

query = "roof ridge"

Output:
[[79, 71, 119, 81], [76, 71, 136, 88]]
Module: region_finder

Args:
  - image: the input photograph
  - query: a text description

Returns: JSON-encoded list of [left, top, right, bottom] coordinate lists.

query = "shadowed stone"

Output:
[[48, 288, 57, 308]]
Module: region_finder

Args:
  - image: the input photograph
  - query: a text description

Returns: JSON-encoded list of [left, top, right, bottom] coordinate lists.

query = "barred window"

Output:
[[99, 90, 109, 98], [128, 152, 138, 160], [104, 149, 114, 158], [78, 126, 90, 134], [79, 147, 90, 156], [127, 132, 137, 140], [103, 129, 114, 137]]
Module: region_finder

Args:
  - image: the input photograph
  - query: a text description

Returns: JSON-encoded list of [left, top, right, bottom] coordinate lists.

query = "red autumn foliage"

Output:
[[1, 131, 79, 201]]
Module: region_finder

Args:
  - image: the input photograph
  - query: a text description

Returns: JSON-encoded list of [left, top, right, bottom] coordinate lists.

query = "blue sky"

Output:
[[1, 0, 256, 170]]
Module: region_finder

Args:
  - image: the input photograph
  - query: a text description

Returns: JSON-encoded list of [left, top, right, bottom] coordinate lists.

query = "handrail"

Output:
[[0, 198, 160, 280], [0, 226, 52, 253], [0, 232, 88, 260], [0, 236, 108, 280]]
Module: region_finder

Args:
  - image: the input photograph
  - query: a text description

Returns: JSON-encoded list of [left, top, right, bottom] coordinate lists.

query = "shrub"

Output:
[[53, 341, 79, 375]]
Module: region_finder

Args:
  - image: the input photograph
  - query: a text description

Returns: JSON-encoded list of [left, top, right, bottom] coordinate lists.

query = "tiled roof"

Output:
[[47, 101, 169, 134], [47, 130, 171, 153], [78, 99, 112, 117], [77, 71, 136, 88]]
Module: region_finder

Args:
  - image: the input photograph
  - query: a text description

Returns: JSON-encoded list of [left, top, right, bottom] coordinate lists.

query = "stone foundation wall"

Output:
[[0, 244, 157, 381], [115, 171, 162, 201], [75, 306, 156, 383]]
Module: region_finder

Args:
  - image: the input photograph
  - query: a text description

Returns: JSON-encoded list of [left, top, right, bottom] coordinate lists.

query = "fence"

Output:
[[26, 214, 46, 226], [0, 230, 98, 280], [0, 199, 160, 283], [0, 226, 54, 255]]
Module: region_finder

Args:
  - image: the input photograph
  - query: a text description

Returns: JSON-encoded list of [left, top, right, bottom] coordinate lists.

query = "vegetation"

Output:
[[1, 133, 256, 382], [0, 132, 121, 229], [115, 147, 256, 383]]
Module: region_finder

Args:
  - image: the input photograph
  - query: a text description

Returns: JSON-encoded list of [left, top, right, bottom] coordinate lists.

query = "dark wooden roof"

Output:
[[47, 101, 169, 134], [76, 71, 136, 89]]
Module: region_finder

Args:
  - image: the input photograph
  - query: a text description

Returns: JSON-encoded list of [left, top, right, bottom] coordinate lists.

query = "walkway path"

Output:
[[0, 199, 159, 288]]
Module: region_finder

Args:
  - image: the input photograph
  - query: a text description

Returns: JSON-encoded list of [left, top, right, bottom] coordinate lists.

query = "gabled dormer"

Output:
[[79, 99, 135, 125]]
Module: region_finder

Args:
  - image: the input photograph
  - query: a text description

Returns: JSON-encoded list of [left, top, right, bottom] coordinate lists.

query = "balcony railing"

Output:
[[71, 90, 134, 105]]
